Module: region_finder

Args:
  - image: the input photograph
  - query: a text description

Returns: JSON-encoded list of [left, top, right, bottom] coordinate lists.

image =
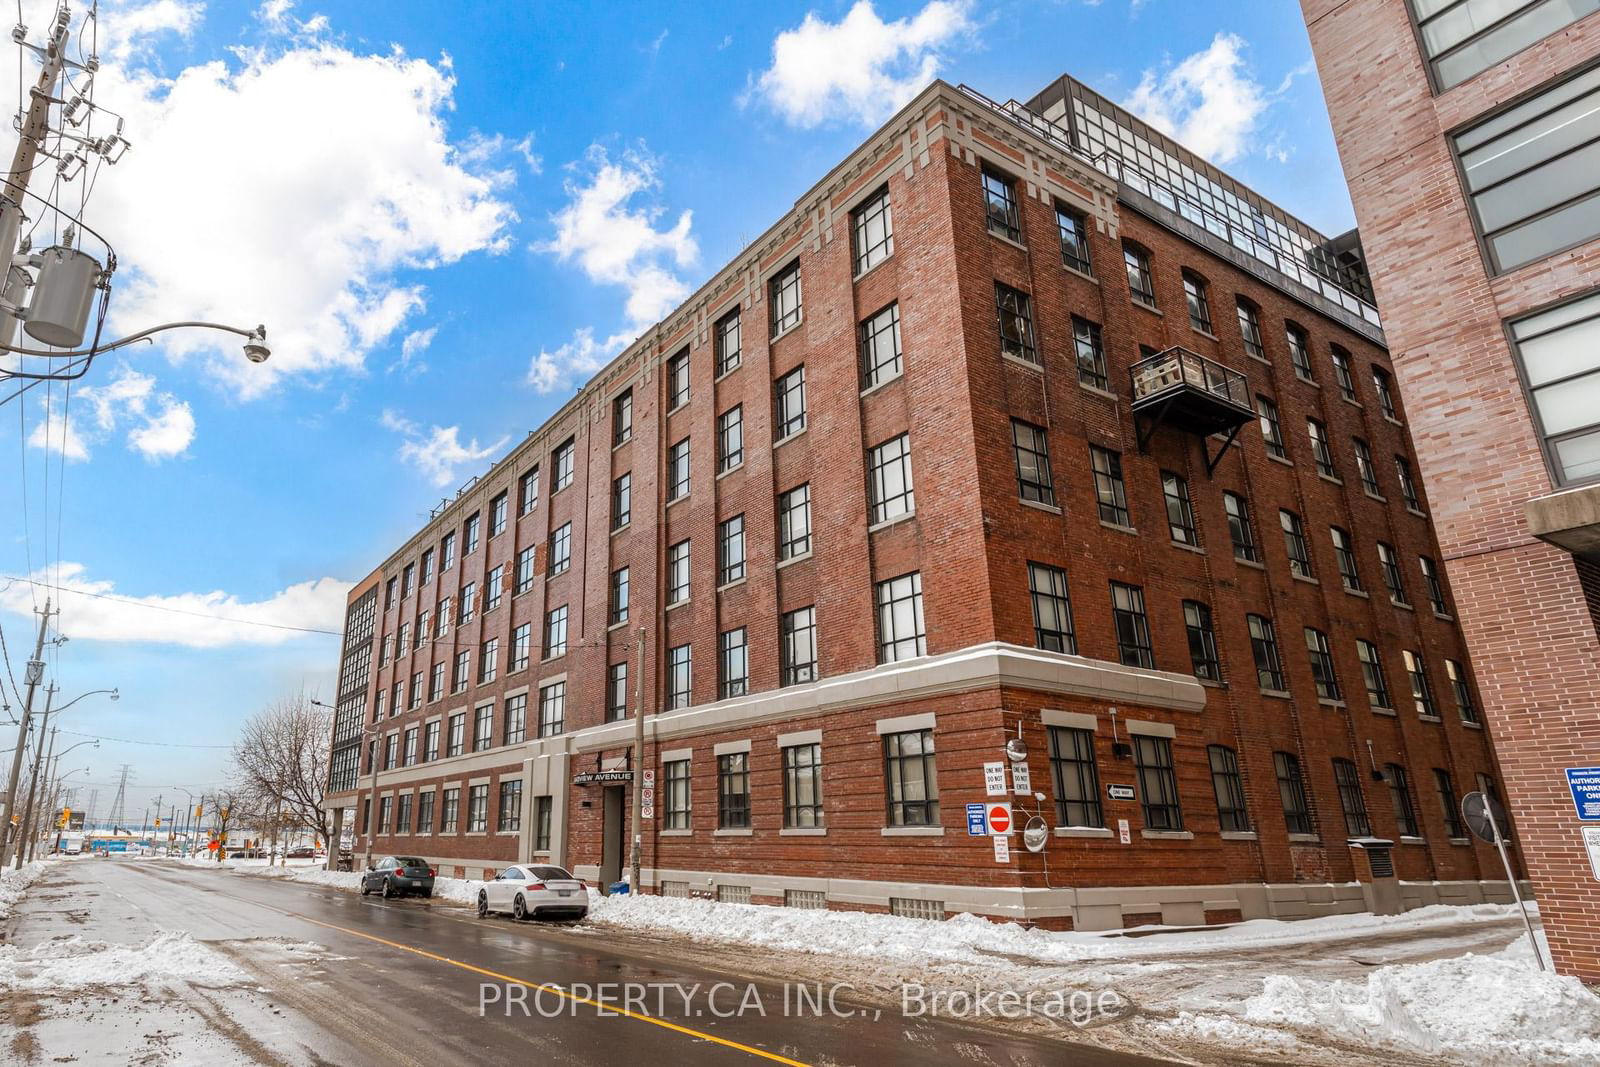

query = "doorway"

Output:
[[600, 785, 624, 887]]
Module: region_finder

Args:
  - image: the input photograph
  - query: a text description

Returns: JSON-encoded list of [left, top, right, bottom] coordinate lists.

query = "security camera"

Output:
[[243, 325, 270, 364]]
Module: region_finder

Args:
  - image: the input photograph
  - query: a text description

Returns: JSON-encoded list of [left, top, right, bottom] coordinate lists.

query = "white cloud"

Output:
[[103, 0, 205, 62], [381, 408, 508, 487], [538, 144, 697, 327], [0, 563, 351, 647], [26, 364, 196, 460], [748, 0, 975, 128], [389, 326, 436, 376], [527, 326, 629, 395], [1123, 33, 1267, 165]]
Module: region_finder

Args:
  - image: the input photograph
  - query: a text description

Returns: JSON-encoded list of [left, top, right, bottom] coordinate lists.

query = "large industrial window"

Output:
[[1305, 627, 1342, 701], [1162, 470, 1198, 545], [667, 438, 690, 500], [1123, 243, 1156, 306], [1056, 202, 1092, 273], [1012, 420, 1055, 505], [775, 365, 807, 439], [1208, 745, 1250, 833], [860, 302, 903, 389], [867, 433, 915, 524], [1249, 614, 1286, 691], [1331, 526, 1363, 591], [1048, 726, 1102, 827], [1110, 581, 1154, 669], [1280, 509, 1314, 578], [876, 572, 926, 663], [719, 627, 748, 699], [667, 540, 690, 605], [1133, 734, 1182, 831], [1090, 446, 1130, 526], [1446, 658, 1481, 723], [883, 729, 939, 827], [1184, 600, 1221, 681], [770, 260, 803, 336], [995, 282, 1038, 364], [782, 743, 824, 828], [667, 644, 692, 709], [717, 753, 750, 829], [718, 516, 745, 586], [1274, 752, 1313, 835], [1332, 758, 1372, 837], [716, 308, 741, 378], [852, 184, 894, 274], [718, 405, 744, 473], [1028, 562, 1076, 654], [1257, 395, 1286, 458], [778, 484, 811, 560], [1509, 288, 1600, 484], [781, 606, 817, 685], [1183, 271, 1213, 333], [1357, 639, 1395, 710], [1073, 316, 1107, 389], [1387, 763, 1420, 838], [663, 760, 690, 830], [1224, 492, 1260, 562], [1454, 64, 1600, 271], [981, 166, 1021, 241], [1412, 0, 1600, 91], [667, 348, 690, 411]]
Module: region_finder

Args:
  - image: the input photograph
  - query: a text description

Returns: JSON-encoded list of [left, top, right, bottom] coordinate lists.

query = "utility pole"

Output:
[[21, 720, 60, 863], [12, 687, 56, 869], [0, 598, 53, 866], [628, 627, 646, 895]]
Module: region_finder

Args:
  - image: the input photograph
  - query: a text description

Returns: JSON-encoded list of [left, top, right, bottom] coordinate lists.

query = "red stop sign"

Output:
[[987, 803, 1012, 834]]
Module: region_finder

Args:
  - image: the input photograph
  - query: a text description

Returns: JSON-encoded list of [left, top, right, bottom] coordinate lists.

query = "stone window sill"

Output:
[[852, 251, 895, 284], [868, 511, 916, 534], [1020, 498, 1063, 516], [774, 427, 808, 450], [1287, 833, 1321, 844], [881, 826, 944, 837], [1131, 299, 1163, 317], [1061, 263, 1096, 285], [1055, 827, 1113, 839], [1079, 382, 1120, 402], [665, 599, 690, 613], [860, 371, 904, 399], [1345, 586, 1369, 599], [713, 828, 753, 837], [1260, 689, 1292, 700], [1419, 714, 1442, 724], [1448, 837, 1472, 847], [1170, 540, 1204, 555], [988, 229, 1028, 254], [1365, 490, 1388, 503], [1406, 507, 1427, 519], [1371, 706, 1398, 717], [659, 829, 693, 837], [1400, 836, 1427, 846], [1391, 598, 1414, 612], [1191, 327, 1219, 342], [778, 828, 827, 837], [1267, 454, 1294, 467], [1318, 473, 1344, 487], [1001, 351, 1044, 373], [1141, 830, 1193, 841], [770, 318, 803, 346], [1099, 520, 1138, 536], [717, 463, 744, 482], [777, 551, 813, 570], [1318, 698, 1347, 709], [1220, 831, 1258, 841], [1292, 573, 1320, 586], [1235, 557, 1266, 570]]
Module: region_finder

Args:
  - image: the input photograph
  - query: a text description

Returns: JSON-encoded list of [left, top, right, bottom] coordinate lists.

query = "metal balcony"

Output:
[[1130, 347, 1254, 476]]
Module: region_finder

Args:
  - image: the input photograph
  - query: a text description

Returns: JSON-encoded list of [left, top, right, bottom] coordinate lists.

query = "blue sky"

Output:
[[0, 0, 1356, 822]]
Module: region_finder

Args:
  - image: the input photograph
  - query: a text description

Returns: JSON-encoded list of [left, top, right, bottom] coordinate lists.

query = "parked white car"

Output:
[[476, 864, 588, 922]]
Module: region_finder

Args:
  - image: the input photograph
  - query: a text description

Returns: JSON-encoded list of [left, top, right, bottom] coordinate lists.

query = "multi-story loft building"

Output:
[[1302, 1, 1600, 979], [322, 73, 1521, 930]]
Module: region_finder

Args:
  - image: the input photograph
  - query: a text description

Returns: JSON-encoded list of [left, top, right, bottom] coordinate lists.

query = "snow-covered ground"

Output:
[[0, 860, 51, 922]]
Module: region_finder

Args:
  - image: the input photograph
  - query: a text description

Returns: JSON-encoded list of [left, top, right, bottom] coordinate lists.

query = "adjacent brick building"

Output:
[[322, 75, 1518, 929], [1302, 1, 1600, 979]]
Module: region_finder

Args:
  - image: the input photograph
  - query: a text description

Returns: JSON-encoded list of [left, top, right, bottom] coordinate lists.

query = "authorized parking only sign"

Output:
[[1567, 767, 1600, 820]]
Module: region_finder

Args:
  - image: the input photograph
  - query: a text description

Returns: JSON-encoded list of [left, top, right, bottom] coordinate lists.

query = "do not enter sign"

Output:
[[986, 802, 1013, 835]]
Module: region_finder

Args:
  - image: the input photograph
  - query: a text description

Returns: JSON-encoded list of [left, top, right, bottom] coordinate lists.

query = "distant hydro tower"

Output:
[[104, 764, 131, 831]]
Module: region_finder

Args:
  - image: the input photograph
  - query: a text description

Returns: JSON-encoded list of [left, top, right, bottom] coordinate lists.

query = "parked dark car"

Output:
[[286, 845, 316, 859], [360, 855, 436, 899]]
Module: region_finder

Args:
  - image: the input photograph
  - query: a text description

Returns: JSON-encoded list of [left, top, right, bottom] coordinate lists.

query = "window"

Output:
[[1509, 290, 1600, 483], [436, 598, 450, 637], [611, 472, 631, 530], [404, 727, 418, 766], [553, 438, 575, 492], [1056, 202, 1091, 273], [770, 260, 802, 336], [1477, 772, 1502, 803], [402, 564, 415, 599], [719, 628, 748, 698], [519, 467, 539, 516], [781, 607, 817, 686], [473, 703, 493, 752], [1333, 758, 1371, 837], [1011, 420, 1055, 506], [452, 649, 469, 693], [1331, 345, 1356, 401], [1404, 649, 1437, 716], [1028, 563, 1076, 654], [609, 567, 630, 625], [778, 484, 811, 560], [1110, 581, 1154, 669], [397, 622, 410, 658], [667, 540, 690, 605], [1091, 446, 1130, 526], [1306, 628, 1342, 701], [1162, 471, 1198, 545], [883, 729, 939, 826], [504, 692, 527, 744], [667, 438, 691, 500], [417, 791, 435, 833], [490, 492, 508, 537], [1257, 395, 1286, 459], [546, 522, 571, 578], [534, 796, 552, 851], [1396, 456, 1423, 511], [876, 572, 926, 663], [498, 780, 523, 832], [1184, 600, 1221, 681], [1224, 492, 1260, 563], [666, 644, 692, 709], [1237, 299, 1266, 359], [718, 515, 746, 586], [1249, 614, 1287, 691], [464, 513, 480, 555], [715, 308, 742, 377], [717, 406, 743, 473], [467, 784, 489, 833], [1209, 745, 1250, 832], [429, 662, 444, 702], [1419, 555, 1449, 615], [420, 549, 434, 586], [1308, 419, 1337, 479], [782, 744, 824, 828], [1415, 0, 1599, 89], [1435, 769, 1466, 838], [1373, 366, 1399, 421], [384, 577, 396, 610], [1072, 315, 1107, 389], [395, 794, 414, 834], [1357, 639, 1394, 710], [718, 753, 751, 828], [1387, 764, 1420, 838], [1134, 735, 1182, 831], [1183, 272, 1213, 333], [1048, 726, 1102, 827], [981, 166, 1020, 241], [1124, 244, 1155, 306], [775, 365, 807, 439], [995, 282, 1038, 364], [441, 787, 460, 833], [1275, 752, 1314, 836], [613, 388, 633, 445], [606, 662, 628, 722], [486, 565, 504, 612], [1286, 324, 1314, 381], [1318, 530, 1358, 595], [374, 687, 387, 719], [378, 795, 393, 832], [860, 303, 902, 389], [1455, 65, 1600, 271], [516, 545, 536, 595], [852, 184, 893, 273], [409, 671, 422, 709], [867, 433, 915, 524], [1353, 438, 1381, 496], [1446, 659, 1480, 724], [664, 759, 691, 829], [392, 681, 403, 717], [1281, 509, 1313, 578], [543, 605, 568, 659], [667, 348, 690, 411], [538, 681, 565, 737], [423, 720, 439, 761], [1378, 542, 1408, 604], [418, 610, 431, 647]]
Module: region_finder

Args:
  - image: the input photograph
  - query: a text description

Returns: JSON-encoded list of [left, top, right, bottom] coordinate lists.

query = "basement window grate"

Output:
[[716, 884, 752, 904], [889, 897, 945, 921], [1367, 847, 1394, 878], [660, 880, 690, 899], [785, 889, 826, 910]]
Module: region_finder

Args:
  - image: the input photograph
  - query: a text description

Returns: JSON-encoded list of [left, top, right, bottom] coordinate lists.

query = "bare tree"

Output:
[[230, 691, 334, 862]]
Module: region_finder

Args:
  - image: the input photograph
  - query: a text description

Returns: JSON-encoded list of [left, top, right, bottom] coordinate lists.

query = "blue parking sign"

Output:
[[1568, 767, 1600, 821], [966, 803, 988, 836]]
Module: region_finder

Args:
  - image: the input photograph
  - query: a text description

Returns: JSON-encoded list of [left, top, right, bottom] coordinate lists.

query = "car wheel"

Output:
[[512, 894, 528, 921], [381, 878, 394, 899], [476, 891, 488, 918], [360, 878, 370, 896]]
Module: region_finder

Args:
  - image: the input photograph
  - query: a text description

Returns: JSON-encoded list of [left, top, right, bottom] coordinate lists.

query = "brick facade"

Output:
[[326, 79, 1514, 929], [1303, 1, 1600, 978]]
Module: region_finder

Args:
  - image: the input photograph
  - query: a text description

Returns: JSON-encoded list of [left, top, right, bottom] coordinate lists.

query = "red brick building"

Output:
[[1302, 1, 1600, 978], [322, 76, 1517, 929]]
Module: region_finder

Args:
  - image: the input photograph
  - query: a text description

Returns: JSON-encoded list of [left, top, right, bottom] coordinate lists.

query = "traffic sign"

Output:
[[1463, 791, 1509, 844], [1010, 761, 1032, 794], [1107, 784, 1135, 801], [1584, 827, 1600, 881], [966, 803, 987, 835], [641, 806, 655, 819], [643, 768, 656, 788], [992, 835, 1010, 863], [1566, 767, 1600, 820], [986, 802, 1012, 835], [983, 762, 1007, 797]]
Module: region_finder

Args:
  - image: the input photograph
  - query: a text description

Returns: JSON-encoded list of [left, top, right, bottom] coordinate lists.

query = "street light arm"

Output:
[[53, 739, 97, 760], [0, 321, 268, 359], [50, 688, 117, 715]]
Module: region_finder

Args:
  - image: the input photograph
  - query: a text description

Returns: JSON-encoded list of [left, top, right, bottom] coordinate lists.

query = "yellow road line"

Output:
[[285, 909, 812, 1067]]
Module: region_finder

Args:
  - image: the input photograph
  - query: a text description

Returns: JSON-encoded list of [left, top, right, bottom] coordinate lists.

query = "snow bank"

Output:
[[0, 932, 246, 991], [0, 860, 51, 921]]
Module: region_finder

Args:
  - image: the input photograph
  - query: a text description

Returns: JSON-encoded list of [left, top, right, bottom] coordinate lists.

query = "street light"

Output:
[[10, 686, 117, 869], [312, 697, 380, 872]]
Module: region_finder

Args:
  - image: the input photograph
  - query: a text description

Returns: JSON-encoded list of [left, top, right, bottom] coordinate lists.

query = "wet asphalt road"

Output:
[[5, 860, 1170, 1066]]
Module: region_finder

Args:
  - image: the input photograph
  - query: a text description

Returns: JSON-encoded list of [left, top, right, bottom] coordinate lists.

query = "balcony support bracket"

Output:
[[1203, 422, 1244, 479], [1134, 397, 1175, 455]]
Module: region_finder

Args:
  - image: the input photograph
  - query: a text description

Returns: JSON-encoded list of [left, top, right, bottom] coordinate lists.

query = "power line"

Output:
[[56, 728, 232, 749], [0, 575, 343, 636]]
